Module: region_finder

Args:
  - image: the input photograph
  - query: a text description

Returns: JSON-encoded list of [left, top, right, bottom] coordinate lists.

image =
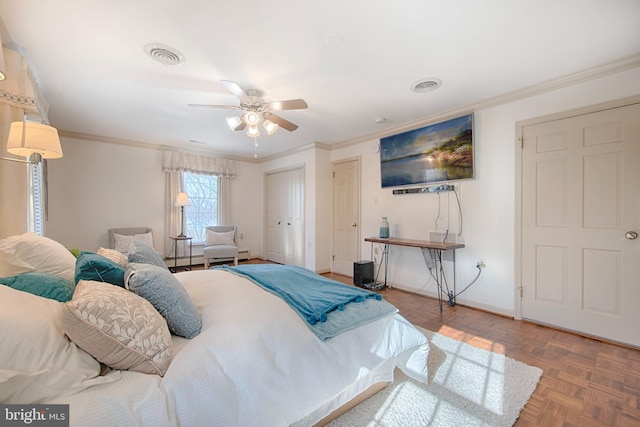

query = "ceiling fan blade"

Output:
[[266, 99, 308, 111], [265, 113, 299, 131], [220, 80, 248, 101], [188, 104, 241, 110], [233, 121, 247, 131]]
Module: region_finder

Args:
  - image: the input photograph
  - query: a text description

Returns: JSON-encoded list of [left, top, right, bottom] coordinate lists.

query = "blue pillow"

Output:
[[125, 263, 201, 339], [75, 252, 126, 287], [127, 241, 168, 270], [0, 272, 75, 302]]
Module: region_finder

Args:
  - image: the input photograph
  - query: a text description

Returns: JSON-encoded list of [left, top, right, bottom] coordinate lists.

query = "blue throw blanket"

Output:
[[217, 264, 397, 340]]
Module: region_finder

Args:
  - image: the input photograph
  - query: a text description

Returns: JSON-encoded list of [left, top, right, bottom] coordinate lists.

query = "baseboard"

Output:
[[164, 256, 202, 268], [390, 284, 515, 318]]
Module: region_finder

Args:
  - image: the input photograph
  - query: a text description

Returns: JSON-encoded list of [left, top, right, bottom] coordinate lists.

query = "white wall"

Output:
[[230, 160, 264, 258], [330, 66, 640, 316], [46, 137, 263, 258], [44, 66, 640, 316], [46, 138, 165, 252]]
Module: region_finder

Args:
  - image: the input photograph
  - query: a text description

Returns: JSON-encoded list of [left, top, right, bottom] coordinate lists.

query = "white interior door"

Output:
[[266, 172, 285, 264], [266, 168, 304, 266], [283, 168, 305, 267], [332, 159, 360, 276], [520, 103, 640, 346]]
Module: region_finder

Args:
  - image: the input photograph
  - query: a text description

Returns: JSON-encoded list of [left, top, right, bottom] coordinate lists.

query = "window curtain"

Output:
[[0, 43, 50, 239], [163, 170, 184, 257], [162, 151, 236, 257], [218, 177, 231, 225]]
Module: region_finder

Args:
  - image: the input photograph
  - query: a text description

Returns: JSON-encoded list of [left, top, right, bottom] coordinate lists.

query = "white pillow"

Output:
[[0, 251, 24, 278], [97, 247, 128, 267], [0, 285, 117, 403], [205, 230, 235, 246], [0, 233, 76, 282], [114, 232, 154, 254]]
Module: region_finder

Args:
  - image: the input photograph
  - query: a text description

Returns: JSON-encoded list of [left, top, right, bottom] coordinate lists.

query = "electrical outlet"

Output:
[[477, 260, 486, 269]]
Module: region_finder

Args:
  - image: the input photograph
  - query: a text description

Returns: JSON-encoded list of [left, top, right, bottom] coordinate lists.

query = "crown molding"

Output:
[[58, 130, 331, 164], [58, 130, 258, 163], [331, 53, 640, 151], [255, 141, 331, 163]]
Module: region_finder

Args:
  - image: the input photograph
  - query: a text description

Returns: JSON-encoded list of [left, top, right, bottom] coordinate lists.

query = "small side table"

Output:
[[169, 236, 192, 273]]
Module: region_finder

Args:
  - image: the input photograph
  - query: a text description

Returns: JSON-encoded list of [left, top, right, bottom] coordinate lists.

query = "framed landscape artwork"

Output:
[[380, 113, 474, 188]]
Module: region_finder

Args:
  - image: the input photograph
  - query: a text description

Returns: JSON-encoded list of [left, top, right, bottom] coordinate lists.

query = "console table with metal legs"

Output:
[[365, 237, 465, 312]]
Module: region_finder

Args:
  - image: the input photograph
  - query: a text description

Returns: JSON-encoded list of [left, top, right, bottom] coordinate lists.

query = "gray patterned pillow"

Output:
[[125, 263, 201, 339], [127, 241, 168, 270], [62, 280, 173, 376]]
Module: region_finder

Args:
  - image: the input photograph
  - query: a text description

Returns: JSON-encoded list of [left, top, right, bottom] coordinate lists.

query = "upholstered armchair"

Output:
[[203, 225, 238, 269]]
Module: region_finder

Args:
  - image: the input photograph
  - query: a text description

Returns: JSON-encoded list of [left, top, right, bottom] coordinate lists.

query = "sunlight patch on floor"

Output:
[[437, 324, 506, 354]]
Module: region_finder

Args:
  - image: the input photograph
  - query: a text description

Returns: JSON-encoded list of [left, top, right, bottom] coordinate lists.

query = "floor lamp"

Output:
[[175, 192, 190, 237]]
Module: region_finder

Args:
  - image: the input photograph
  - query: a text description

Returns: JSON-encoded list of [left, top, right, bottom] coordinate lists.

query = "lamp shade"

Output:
[[246, 125, 260, 137], [6, 121, 63, 159], [226, 116, 243, 131], [263, 119, 278, 135], [175, 192, 191, 207]]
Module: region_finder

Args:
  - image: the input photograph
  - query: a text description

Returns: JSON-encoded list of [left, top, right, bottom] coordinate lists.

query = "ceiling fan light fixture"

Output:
[[226, 116, 243, 130], [246, 125, 260, 137], [244, 111, 261, 126], [263, 120, 279, 135]]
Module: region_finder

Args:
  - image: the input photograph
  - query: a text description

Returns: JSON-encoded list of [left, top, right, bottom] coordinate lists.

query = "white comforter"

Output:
[[50, 269, 429, 426]]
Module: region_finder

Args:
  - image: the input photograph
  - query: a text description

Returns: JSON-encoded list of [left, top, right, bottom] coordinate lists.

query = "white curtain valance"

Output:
[[162, 151, 236, 178], [0, 45, 49, 123]]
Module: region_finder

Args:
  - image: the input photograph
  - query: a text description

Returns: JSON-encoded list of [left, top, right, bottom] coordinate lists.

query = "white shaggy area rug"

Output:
[[328, 328, 542, 427]]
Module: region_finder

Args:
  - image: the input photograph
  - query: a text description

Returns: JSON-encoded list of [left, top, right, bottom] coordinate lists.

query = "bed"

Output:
[[0, 233, 429, 426]]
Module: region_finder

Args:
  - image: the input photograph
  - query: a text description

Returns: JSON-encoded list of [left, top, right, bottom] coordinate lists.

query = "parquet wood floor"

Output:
[[204, 260, 640, 425], [322, 271, 640, 427]]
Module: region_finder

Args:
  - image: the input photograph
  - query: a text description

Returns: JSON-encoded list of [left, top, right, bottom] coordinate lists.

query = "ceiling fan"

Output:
[[188, 80, 308, 137]]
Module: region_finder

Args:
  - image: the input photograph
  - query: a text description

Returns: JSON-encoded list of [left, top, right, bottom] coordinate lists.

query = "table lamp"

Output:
[[175, 192, 190, 237]]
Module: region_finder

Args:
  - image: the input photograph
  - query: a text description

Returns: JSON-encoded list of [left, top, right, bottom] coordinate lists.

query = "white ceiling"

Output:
[[1, 0, 639, 160]]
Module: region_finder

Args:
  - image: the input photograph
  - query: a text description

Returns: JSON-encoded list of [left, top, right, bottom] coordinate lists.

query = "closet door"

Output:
[[283, 168, 305, 266], [266, 172, 285, 264], [266, 168, 304, 266]]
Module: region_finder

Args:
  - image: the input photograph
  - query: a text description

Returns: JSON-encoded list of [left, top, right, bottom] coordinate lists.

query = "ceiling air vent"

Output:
[[144, 43, 185, 66], [411, 78, 442, 93]]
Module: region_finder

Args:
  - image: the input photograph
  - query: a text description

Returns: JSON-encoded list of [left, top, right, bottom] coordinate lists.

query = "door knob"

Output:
[[352, 222, 357, 227], [625, 231, 638, 240]]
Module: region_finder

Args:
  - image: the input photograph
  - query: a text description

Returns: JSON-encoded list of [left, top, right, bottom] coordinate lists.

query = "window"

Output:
[[183, 172, 218, 243]]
